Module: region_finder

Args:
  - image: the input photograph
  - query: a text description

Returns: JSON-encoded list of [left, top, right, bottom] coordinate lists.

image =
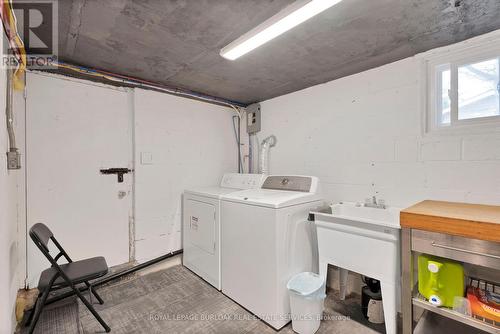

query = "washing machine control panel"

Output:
[[262, 175, 319, 193], [221, 173, 265, 190]]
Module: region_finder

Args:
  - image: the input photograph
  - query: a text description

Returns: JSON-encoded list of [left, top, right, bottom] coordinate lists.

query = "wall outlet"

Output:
[[246, 103, 261, 134], [7, 150, 21, 169]]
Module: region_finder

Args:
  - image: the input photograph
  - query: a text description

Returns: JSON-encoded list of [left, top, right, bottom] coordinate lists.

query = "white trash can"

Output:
[[287, 272, 326, 334]]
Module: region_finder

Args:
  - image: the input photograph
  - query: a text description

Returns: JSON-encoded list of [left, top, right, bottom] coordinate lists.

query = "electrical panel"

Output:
[[246, 103, 261, 134]]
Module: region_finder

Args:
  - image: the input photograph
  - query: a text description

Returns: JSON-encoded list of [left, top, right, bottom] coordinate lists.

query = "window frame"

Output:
[[426, 43, 500, 134]]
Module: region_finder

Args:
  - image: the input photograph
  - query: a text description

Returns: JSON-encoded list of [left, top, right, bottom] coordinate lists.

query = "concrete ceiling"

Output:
[[56, 0, 500, 105]]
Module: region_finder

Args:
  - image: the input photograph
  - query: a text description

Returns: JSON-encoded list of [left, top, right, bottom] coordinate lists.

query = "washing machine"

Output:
[[221, 175, 323, 329], [183, 173, 265, 290]]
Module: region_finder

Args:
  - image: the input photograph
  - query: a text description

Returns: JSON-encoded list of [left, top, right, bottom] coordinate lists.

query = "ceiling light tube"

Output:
[[220, 0, 344, 60]]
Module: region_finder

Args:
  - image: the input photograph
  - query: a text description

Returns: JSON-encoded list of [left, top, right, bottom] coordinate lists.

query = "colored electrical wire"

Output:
[[0, 0, 26, 90]]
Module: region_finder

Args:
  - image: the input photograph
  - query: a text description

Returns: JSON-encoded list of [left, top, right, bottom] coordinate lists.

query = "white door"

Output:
[[26, 73, 133, 287]]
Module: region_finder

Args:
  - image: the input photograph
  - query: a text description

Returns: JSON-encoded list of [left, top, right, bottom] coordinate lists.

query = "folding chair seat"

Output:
[[38, 256, 108, 291], [26, 223, 111, 333]]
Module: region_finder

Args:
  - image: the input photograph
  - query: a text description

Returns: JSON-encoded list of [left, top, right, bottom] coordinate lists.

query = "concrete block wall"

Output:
[[259, 38, 500, 209]]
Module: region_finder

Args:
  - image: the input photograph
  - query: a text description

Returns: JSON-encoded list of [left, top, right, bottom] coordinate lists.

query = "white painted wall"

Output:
[[133, 89, 237, 262], [15, 74, 238, 289], [0, 37, 20, 333], [260, 33, 500, 208]]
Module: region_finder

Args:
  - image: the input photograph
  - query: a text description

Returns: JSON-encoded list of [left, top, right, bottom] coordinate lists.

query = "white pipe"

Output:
[[259, 135, 277, 174], [339, 268, 349, 300]]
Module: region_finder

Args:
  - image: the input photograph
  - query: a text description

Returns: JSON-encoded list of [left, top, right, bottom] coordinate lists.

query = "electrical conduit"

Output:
[[5, 66, 15, 150]]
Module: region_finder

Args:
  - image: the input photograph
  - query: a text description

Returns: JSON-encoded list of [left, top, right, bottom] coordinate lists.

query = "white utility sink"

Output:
[[313, 202, 402, 334], [330, 202, 400, 228]]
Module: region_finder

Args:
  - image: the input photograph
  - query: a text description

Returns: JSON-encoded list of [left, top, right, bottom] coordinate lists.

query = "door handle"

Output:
[[100, 168, 133, 183]]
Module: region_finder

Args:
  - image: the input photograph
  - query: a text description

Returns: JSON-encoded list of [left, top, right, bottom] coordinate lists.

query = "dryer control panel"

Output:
[[221, 173, 265, 190]]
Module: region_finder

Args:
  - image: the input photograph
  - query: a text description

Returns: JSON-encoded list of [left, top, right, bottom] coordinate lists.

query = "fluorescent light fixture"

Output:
[[220, 0, 343, 60]]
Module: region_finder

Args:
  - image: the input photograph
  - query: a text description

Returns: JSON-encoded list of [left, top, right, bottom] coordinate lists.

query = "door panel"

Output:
[[26, 73, 133, 286]]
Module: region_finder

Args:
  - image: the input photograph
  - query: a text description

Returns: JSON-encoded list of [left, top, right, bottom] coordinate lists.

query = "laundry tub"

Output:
[[312, 202, 401, 334]]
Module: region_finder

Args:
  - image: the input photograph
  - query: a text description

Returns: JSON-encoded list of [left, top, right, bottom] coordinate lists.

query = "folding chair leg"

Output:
[[27, 288, 51, 334], [74, 288, 111, 332], [84, 281, 104, 305]]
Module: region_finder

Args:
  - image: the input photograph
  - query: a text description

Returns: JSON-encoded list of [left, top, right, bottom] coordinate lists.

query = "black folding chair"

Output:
[[26, 223, 111, 333]]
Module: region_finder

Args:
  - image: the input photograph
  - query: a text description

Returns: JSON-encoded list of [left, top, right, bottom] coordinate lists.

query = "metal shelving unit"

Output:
[[401, 229, 500, 334], [412, 295, 500, 334]]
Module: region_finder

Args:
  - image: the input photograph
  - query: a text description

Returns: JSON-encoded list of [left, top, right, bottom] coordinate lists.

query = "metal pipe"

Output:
[[52, 61, 248, 109], [43, 250, 183, 306], [5, 63, 21, 170], [94, 249, 183, 287], [6, 66, 16, 149]]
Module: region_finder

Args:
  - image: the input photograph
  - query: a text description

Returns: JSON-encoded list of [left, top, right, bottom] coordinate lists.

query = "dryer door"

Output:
[[186, 199, 216, 254]]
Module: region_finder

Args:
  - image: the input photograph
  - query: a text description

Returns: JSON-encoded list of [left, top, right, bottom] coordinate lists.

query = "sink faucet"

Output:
[[364, 196, 386, 209]]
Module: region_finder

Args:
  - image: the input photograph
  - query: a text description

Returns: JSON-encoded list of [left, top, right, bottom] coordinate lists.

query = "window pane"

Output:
[[438, 68, 451, 125], [458, 58, 500, 120]]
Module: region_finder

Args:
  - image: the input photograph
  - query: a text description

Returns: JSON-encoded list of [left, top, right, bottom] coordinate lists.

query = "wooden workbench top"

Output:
[[400, 200, 500, 242]]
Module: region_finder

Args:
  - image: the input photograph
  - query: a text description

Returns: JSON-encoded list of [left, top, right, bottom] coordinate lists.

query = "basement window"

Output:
[[428, 50, 500, 132]]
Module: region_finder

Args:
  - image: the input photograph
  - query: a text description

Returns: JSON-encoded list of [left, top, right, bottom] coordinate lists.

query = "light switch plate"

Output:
[[140, 152, 153, 165]]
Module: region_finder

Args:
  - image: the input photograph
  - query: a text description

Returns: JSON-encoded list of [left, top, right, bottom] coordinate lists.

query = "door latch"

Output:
[[99, 168, 133, 183]]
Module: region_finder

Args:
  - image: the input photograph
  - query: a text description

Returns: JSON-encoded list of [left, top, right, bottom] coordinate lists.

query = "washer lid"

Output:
[[221, 188, 322, 208], [184, 186, 239, 199]]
